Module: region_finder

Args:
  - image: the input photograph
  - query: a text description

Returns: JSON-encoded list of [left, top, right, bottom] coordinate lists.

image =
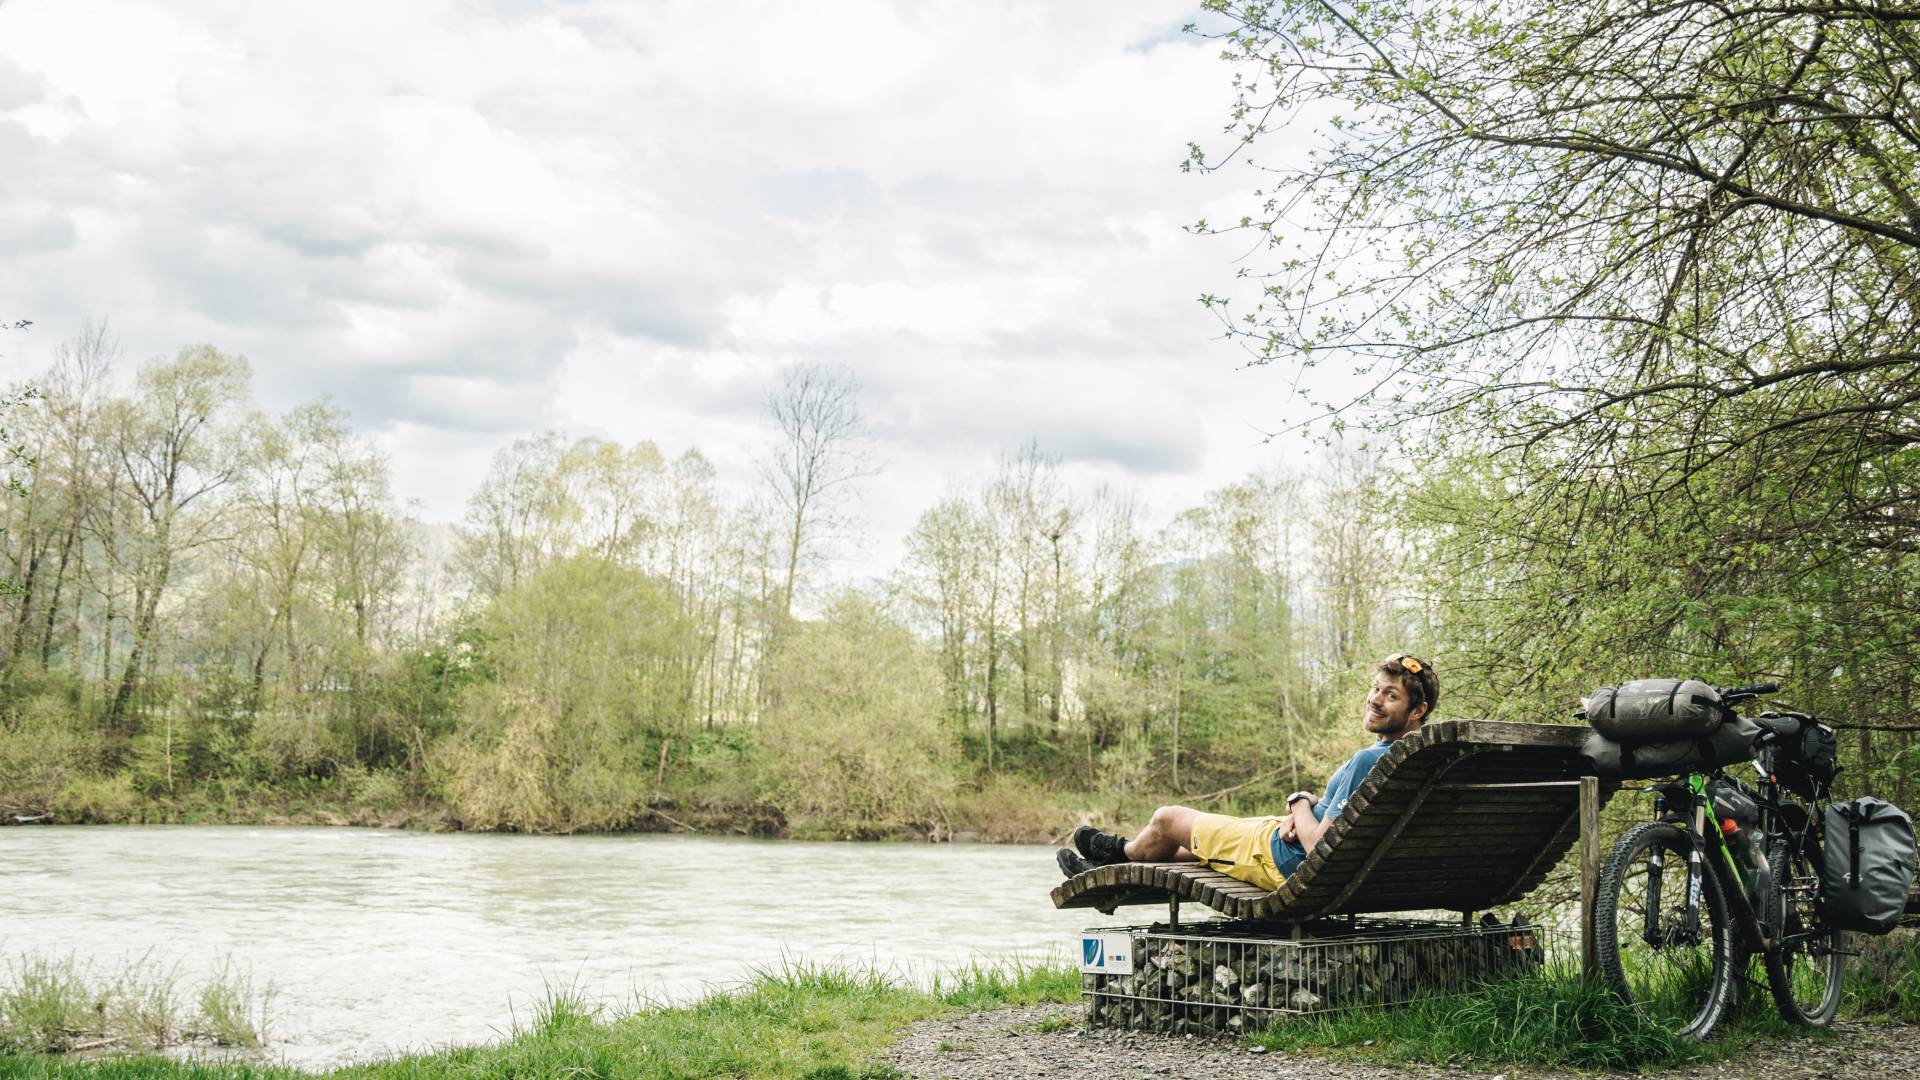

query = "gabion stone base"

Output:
[[1084, 916, 1550, 1035]]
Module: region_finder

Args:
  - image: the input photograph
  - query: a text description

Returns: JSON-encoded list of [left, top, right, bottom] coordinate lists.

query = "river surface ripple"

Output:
[[0, 825, 1095, 1068]]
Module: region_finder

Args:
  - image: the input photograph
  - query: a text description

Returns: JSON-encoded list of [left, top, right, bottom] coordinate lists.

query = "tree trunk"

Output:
[[985, 619, 999, 774], [108, 542, 171, 731], [1050, 537, 1064, 733], [39, 515, 78, 665], [781, 540, 799, 622], [7, 536, 43, 678], [250, 606, 280, 709], [1019, 561, 1033, 723], [1173, 656, 1183, 792]]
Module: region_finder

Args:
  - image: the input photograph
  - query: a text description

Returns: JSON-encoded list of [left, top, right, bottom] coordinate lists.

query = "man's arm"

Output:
[[1288, 798, 1335, 852]]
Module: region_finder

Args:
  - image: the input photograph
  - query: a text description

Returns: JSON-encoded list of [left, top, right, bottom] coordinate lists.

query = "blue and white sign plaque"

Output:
[[1078, 932, 1134, 974]]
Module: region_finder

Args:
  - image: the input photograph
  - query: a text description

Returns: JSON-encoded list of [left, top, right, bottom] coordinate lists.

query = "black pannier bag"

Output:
[[1754, 711, 1840, 799], [1582, 714, 1762, 780], [1820, 797, 1917, 935], [1586, 679, 1728, 741]]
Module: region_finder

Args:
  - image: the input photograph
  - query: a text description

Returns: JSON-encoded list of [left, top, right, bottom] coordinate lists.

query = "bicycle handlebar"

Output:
[[1717, 681, 1780, 701]]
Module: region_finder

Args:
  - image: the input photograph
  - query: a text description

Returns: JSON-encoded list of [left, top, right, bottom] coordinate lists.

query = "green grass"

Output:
[[0, 955, 268, 1057], [10, 944, 1899, 1079], [1243, 961, 1838, 1072], [0, 959, 1078, 1080], [0, 957, 96, 1055], [930, 958, 1080, 1011], [1847, 932, 1920, 1022]]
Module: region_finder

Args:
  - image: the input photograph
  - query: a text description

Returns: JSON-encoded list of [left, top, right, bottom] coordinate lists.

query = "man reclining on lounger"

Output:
[[1057, 654, 1438, 891]]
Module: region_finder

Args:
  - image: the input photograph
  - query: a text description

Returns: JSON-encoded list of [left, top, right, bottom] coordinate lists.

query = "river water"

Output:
[[0, 826, 1099, 1067]]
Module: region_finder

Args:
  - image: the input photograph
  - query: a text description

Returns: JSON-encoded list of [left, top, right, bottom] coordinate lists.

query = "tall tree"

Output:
[[104, 346, 249, 727], [898, 495, 990, 732], [32, 324, 114, 668], [1309, 443, 1399, 672], [314, 428, 411, 659], [232, 404, 337, 703], [454, 433, 574, 599], [758, 363, 871, 622], [986, 441, 1070, 731]]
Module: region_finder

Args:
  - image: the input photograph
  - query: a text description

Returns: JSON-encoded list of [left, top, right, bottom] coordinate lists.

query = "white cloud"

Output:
[[0, 0, 1334, 578]]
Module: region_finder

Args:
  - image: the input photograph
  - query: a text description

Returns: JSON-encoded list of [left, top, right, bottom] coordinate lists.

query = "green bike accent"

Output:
[[1691, 772, 1752, 891]]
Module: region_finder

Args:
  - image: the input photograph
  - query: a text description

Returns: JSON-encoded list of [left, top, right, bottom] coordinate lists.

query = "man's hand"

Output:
[[1279, 791, 1315, 845]]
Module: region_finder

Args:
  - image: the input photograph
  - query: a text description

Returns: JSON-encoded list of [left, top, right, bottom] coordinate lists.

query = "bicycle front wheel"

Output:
[[1763, 836, 1845, 1025], [1595, 821, 1737, 1039]]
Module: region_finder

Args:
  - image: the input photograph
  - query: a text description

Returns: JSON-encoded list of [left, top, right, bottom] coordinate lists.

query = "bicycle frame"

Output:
[[1645, 765, 1821, 959]]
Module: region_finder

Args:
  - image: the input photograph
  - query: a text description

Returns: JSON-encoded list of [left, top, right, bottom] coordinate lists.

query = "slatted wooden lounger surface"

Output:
[[1051, 719, 1615, 922]]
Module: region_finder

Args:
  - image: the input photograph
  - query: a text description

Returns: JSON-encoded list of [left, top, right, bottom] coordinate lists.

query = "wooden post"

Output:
[[1580, 775, 1600, 978]]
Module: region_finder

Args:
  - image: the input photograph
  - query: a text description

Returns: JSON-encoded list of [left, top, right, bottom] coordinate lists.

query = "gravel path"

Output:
[[885, 1003, 1920, 1079]]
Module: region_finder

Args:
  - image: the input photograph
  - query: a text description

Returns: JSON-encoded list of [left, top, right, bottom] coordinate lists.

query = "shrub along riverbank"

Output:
[[14, 772, 1171, 846], [15, 741, 1239, 845], [0, 956, 271, 1058]]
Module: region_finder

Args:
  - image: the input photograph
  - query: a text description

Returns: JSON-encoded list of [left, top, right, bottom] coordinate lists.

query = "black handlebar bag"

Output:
[[1755, 712, 1839, 800], [1820, 797, 1917, 935]]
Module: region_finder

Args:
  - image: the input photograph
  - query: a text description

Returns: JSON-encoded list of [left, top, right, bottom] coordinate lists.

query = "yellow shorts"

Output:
[[1189, 812, 1288, 891]]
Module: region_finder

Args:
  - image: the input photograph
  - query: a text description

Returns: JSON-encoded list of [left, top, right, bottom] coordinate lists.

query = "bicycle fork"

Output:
[[1644, 791, 1750, 949], [1643, 842, 1664, 944], [1685, 801, 1706, 938], [1642, 790, 1707, 945]]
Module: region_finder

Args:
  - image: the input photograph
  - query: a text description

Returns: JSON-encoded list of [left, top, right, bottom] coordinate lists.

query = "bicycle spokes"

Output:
[[1598, 822, 1734, 1039]]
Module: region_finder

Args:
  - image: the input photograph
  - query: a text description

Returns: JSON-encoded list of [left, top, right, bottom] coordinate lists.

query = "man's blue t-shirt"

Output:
[[1271, 738, 1392, 877]]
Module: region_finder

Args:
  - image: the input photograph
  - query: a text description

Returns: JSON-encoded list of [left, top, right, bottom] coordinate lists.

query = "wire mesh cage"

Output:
[[1080, 916, 1561, 1034]]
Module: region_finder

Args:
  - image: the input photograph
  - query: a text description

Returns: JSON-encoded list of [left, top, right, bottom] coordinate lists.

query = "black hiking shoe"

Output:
[[1056, 846, 1095, 878], [1071, 824, 1129, 866]]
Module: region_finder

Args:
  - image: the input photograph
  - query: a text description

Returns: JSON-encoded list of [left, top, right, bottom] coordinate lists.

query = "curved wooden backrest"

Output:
[[1051, 720, 1614, 921]]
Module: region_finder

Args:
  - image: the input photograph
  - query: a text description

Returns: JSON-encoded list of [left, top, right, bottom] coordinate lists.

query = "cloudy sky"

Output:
[[0, 0, 1324, 579]]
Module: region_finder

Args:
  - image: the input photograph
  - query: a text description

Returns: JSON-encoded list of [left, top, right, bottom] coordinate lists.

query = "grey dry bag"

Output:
[[1581, 714, 1761, 781], [1586, 678, 1728, 741], [1820, 797, 1916, 936]]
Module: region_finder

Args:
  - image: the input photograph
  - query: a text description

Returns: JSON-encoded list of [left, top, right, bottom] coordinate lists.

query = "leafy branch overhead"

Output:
[[1188, 0, 1920, 718], [1191, 0, 1918, 485]]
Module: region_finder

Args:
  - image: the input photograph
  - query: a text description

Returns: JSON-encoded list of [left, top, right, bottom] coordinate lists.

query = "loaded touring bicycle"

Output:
[[1583, 678, 1917, 1040]]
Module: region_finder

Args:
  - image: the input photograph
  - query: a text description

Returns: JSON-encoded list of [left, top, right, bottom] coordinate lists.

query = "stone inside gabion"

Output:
[[1084, 918, 1546, 1035]]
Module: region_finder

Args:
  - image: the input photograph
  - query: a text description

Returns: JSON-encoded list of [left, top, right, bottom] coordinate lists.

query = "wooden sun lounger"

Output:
[[1051, 720, 1614, 922]]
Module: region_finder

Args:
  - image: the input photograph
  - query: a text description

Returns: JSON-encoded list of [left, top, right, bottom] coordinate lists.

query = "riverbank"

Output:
[[9, 934, 1920, 1078], [14, 793, 783, 838], [5, 774, 1138, 845], [0, 962, 1078, 1079], [6, 959, 1919, 1080]]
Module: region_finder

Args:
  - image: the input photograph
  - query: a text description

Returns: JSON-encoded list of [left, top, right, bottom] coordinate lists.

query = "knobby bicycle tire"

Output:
[[1595, 820, 1738, 1040], [1761, 835, 1845, 1025]]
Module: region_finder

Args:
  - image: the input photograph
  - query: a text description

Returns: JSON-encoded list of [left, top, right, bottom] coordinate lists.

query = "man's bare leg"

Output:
[[1126, 805, 1202, 862]]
